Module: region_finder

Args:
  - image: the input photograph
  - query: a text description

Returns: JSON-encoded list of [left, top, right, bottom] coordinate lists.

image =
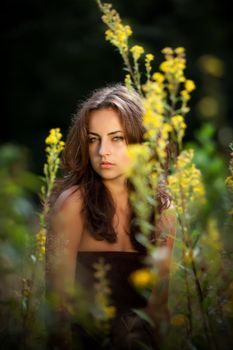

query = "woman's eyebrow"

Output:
[[88, 130, 124, 136]]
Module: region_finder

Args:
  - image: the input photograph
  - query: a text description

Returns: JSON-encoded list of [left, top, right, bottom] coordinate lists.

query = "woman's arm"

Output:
[[45, 187, 83, 348], [46, 187, 83, 300]]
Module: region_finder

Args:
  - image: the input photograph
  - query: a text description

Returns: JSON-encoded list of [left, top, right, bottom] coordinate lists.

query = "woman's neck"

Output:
[[103, 177, 129, 209]]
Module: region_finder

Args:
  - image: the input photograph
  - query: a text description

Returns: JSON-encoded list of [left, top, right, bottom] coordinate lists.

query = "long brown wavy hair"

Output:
[[48, 83, 171, 251]]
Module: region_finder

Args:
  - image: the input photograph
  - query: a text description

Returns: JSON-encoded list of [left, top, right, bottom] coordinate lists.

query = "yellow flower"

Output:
[[145, 53, 154, 79], [127, 143, 151, 166], [124, 74, 133, 90], [36, 228, 47, 260], [152, 72, 165, 83], [226, 176, 233, 188], [130, 45, 144, 60], [171, 115, 187, 144], [145, 53, 154, 62], [185, 79, 196, 92], [174, 47, 185, 55], [171, 115, 186, 128], [143, 110, 163, 130], [130, 268, 157, 288], [161, 47, 173, 56], [104, 305, 117, 319], [45, 128, 64, 146], [181, 89, 190, 101], [160, 61, 170, 73]]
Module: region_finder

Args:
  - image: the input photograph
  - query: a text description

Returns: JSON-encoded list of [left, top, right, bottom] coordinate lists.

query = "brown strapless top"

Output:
[[76, 251, 148, 315]]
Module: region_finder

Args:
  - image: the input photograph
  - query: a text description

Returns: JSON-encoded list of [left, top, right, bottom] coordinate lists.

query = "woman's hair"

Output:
[[48, 83, 171, 250]]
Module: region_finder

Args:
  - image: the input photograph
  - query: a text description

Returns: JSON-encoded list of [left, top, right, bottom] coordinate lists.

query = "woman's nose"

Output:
[[98, 140, 111, 156]]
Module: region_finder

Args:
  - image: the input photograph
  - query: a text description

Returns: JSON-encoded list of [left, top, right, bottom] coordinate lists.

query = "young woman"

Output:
[[45, 84, 176, 350]]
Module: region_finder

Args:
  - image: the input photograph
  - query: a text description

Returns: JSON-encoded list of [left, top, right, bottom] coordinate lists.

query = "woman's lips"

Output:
[[100, 162, 114, 169]]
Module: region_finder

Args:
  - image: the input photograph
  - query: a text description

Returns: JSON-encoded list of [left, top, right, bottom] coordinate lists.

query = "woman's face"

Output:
[[88, 108, 130, 182]]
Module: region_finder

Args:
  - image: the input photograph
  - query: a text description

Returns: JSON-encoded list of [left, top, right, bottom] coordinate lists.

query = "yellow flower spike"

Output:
[[130, 45, 144, 61], [145, 53, 154, 80], [100, 0, 133, 55], [39, 128, 65, 260], [185, 79, 196, 92]]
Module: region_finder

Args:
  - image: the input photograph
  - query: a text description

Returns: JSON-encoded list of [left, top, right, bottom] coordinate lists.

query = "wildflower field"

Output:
[[0, 1, 233, 349]]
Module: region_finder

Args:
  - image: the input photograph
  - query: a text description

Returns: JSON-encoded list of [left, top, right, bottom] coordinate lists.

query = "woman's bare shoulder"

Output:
[[54, 185, 83, 213], [50, 186, 84, 247]]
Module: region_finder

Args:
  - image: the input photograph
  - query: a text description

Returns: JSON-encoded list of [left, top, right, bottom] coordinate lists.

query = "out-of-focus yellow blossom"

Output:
[[171, 115, 187, 145], [185, 79, 196, 92], [201, 218, 223, 253], [21, 278, 31, 298], [198, 55, 225, 78], [94, 258, 115, 327], [183, 248, 193, 265], [159, 50, 186, 84], [143, 110, 163, 131], [145, 53, 154, 80], [45, 128, 65, 155], [130, 45, 144, 61], [152, 72, 165, 83], [143, 81, 165, 115], [197, 96, 219, 118], [103, 305, 117, 319], [146, 53, 154, 62], [174, 47, 185, 55], [170, 314, 189, 326], [124, 74, 133, 90], [181, 89, 190, 101], [127, 143, 151, 171], [161, 47, 173, 57], [155, 123, 172, 162], [130, 268, 158, 288], [168, 149, 206, 215], [36, 228, 46, 261], [226, 176, 233, 188]]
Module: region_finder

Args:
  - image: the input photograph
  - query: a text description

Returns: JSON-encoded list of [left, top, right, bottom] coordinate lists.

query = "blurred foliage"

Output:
[[0, 144, 42, 349]]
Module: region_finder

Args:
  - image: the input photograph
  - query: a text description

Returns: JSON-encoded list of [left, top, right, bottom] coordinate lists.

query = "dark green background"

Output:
[[2, 0, 232, 173]]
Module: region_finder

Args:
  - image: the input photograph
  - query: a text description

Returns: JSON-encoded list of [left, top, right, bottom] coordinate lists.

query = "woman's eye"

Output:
[[113, 136, 124, 142], [88, 137, 98, 143]]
